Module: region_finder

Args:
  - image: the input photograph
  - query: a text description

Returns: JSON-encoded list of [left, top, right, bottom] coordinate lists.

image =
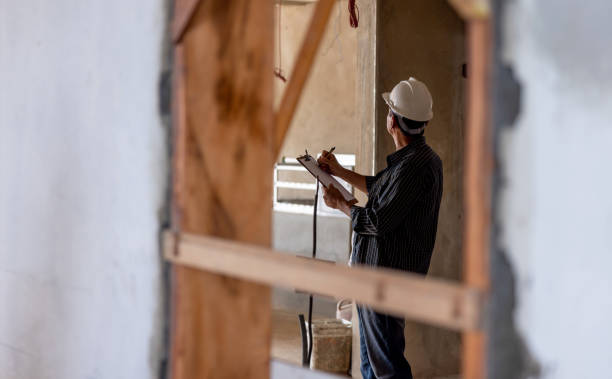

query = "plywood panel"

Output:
[[170, 1, 274, 378]]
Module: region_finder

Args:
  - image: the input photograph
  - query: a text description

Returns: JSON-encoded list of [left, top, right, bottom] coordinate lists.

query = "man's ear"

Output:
[[391, 115, 400, 132]]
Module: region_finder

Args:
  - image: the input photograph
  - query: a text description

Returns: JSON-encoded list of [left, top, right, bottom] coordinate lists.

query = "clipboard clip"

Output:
[[298, 149, 313, 161]]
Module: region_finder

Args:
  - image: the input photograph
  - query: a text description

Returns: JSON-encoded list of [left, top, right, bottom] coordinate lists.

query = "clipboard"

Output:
[[297, 154, 356, 203]]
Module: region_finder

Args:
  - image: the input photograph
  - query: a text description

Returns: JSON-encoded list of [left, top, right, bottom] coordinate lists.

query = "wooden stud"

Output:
[[165, 232, 484, 332], [273, 0, 336, 159], [169, 1, 274, 378], [462, 19, 492, 379]]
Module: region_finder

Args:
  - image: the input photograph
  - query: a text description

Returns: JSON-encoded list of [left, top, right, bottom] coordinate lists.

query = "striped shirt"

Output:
[[350, 136, 443, 274]]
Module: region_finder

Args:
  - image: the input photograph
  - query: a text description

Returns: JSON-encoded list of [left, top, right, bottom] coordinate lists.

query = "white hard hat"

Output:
[[382, 77, 433, 122]]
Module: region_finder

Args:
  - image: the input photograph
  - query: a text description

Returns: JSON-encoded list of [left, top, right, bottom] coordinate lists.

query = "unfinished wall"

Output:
[[375, 0, 466, 376], [272, 1, 360, 315], [0, 1, 168, 378], [493, 0, 612, 377], [275, 0, 359, 160]]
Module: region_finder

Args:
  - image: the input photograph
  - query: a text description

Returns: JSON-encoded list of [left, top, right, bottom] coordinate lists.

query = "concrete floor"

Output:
[[271, 309, 328, 366], [272, 309, 460, 379], [272, 309, 351, 377]]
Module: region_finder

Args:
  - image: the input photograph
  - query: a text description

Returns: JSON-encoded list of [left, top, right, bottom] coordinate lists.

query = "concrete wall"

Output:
[[272, 212, 351, 316], [492, 0, 612, 377], [0, 1, 168, 378], [376, 1, 466, 377], [275, 1, 360, 161], [272, 1, 359, 316]]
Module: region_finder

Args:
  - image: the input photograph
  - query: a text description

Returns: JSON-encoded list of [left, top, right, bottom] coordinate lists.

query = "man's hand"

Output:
[[323, 184, 356, 216], [319, 150, 369, 195], [318, 150, 344, 177]]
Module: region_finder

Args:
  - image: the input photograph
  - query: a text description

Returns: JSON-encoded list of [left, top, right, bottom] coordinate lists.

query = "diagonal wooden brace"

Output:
[[273, 0, 336, 160]]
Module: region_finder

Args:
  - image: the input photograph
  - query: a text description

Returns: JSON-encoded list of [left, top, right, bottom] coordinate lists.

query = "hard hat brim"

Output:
[[382, 91, 433, 122], [382, 92, 401, 115]]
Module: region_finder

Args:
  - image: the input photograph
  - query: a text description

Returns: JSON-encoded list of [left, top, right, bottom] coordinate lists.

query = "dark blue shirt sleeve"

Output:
[[351, 167, 429, 236], [365, 175, 377, 194]]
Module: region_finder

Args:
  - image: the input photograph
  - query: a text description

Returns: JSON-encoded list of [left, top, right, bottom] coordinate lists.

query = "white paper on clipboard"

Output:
[[297, 154, 356, 203]]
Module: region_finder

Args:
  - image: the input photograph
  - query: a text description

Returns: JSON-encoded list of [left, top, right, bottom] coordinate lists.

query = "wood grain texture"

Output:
[[170, 1, 274, 378], [462, 19, 492, 379], [165, 232, 484, 332], [273, 0, 335, 159]]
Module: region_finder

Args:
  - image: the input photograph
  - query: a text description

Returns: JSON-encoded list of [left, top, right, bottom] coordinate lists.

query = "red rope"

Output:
[[275, 0, 358, 80], [348, 0, 359, 28], [274, 67, 287, 82]]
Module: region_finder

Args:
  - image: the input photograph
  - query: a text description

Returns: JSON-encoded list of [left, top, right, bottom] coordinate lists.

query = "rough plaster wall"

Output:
[[376, 1, 465, 376], [496, 0, 612, 377], [0, 1, 167, 378], [275, 1, 359, 160], [271, 0, 358, 320]]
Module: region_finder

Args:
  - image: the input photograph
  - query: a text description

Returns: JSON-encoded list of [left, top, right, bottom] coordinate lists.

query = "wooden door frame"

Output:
[[167, 0, 492, 377]]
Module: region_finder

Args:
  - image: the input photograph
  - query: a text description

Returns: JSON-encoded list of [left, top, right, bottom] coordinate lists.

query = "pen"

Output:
[[327, 146, 335, 156]]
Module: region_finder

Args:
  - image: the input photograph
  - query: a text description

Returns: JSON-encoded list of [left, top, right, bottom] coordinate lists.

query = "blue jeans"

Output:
[[357, 305, 413, 379]]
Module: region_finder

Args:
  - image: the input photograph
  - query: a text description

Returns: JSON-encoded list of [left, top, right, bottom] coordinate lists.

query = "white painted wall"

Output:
[[500, 1, 612, 377], [0, 1, 167, 378]]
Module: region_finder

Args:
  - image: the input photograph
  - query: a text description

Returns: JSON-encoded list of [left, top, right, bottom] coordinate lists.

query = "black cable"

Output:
[[307, 294, 313, 365], [313, 178, 319, 260], [298, 314, 308, 366], [307, 178, 320, 366]]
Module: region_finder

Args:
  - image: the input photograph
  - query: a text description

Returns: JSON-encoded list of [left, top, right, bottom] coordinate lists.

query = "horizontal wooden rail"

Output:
[[164, 232, 483, 331]]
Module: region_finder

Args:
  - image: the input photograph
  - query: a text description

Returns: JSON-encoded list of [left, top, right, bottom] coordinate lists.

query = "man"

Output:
[[318, 77, 443, 379]]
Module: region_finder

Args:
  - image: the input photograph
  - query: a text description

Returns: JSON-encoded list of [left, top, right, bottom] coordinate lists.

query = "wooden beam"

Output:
[[448, 0, 490, 20], [273, 0, 335, 159], [165, 232, 484, 332], [171, 43, 186, 230], [169, 1, 274, 378], [462, 19, 492, 379], [172, 0, 202, 43]]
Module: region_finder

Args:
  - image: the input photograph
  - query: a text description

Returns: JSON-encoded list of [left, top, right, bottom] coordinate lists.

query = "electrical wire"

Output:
[[306, 178, 320, 365]]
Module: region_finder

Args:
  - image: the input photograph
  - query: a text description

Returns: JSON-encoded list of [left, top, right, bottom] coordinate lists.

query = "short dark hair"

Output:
[[391, 112, 427, 137]]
